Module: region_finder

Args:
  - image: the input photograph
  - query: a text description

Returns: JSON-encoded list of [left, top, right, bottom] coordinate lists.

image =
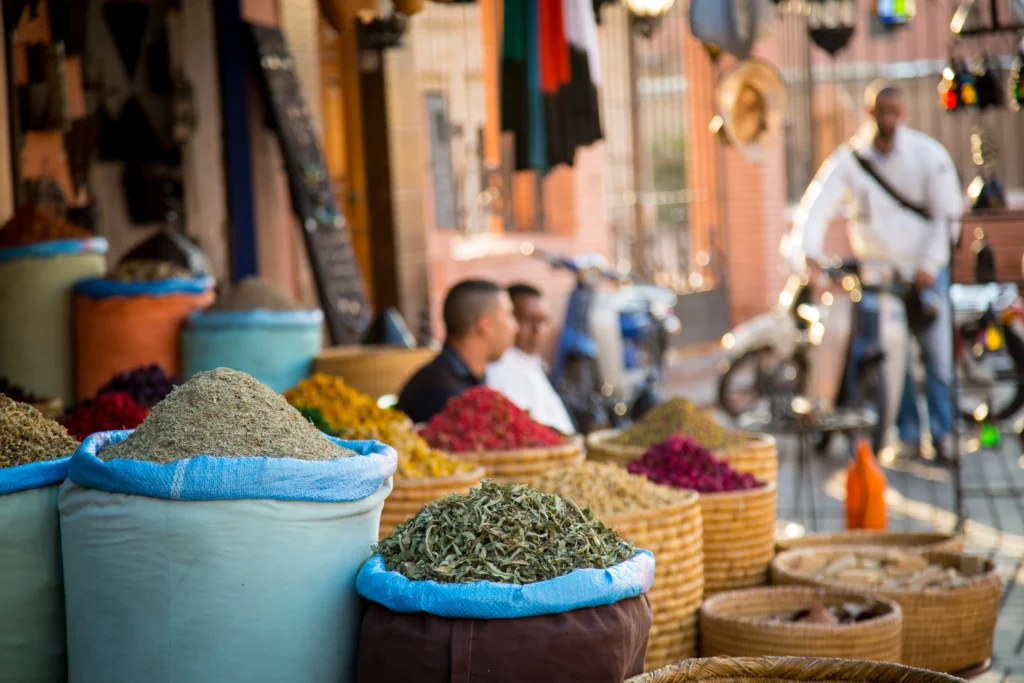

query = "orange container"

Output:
[[74, 277, 214, 400], [846, 439, 887, 530]]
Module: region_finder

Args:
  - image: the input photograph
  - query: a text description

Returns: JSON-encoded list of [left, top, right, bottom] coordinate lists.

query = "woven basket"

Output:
[[772, 548, 1002, 673], [626, 656, 966, 683], [586, 429, 778, 483], [604, 492, 704, 671], [378, 466, 485, 538], [451, 437, 584, 484], [31, 396, 64, 420], [701, 481, 777, 595], [700, 586, 903, 661], [314, 345, 437, 399], [775, 530, 965, 555]]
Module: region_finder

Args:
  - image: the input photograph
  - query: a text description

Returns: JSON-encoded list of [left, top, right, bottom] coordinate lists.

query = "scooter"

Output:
[[717, 260, 906, 453], [531, 250, 681, 434]]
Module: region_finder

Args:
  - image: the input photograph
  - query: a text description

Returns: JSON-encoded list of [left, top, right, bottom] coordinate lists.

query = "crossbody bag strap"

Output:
[[852, 152, 932, 221]]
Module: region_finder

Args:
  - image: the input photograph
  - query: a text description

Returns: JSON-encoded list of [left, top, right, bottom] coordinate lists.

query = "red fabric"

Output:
[[539, 0, 570, 95]]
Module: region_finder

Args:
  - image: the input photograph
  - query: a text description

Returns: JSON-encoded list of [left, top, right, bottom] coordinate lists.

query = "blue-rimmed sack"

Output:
[[356, 553, 654, 683], [182, 309, 324, 392], [0, 238, 108, 403], [0, 456, 72, 683], [73, 275, 216, 400], [59, 431, 396, 683]]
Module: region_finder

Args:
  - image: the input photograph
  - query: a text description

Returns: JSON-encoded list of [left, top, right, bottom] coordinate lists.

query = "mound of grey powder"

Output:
[[100, 368, 355, 463], [208, 276, 300, 312]]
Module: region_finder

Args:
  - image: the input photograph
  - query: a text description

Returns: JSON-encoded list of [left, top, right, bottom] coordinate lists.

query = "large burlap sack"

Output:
[[60, 431, 397, 683], [73, 276, 215, 400], [356, 552, 654, 683], [0, 238, 107, 403], [182, 309, 324, 392], [0, 456, 72, 683]]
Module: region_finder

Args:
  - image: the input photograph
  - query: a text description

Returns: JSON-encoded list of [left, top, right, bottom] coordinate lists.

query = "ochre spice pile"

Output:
[[421, 387, 567, 452], [0, 204, 92, 249], [612, 398, 750, 451], [527, 460, 691, 517], [0, 395, 80, 468], [286, 374, 475, 479]]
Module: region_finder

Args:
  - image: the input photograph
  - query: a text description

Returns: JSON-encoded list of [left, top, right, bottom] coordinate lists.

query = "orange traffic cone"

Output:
[[846, 439, 887, 530]]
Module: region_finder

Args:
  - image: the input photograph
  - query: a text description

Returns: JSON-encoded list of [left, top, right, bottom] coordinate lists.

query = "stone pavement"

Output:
[[661, 343, 1024, 680]]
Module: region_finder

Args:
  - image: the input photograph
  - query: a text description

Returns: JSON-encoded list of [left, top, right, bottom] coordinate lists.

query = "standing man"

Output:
[[487, 284, 576, 434], [787, 80, 963, 460], [397, 280, 518, 424]]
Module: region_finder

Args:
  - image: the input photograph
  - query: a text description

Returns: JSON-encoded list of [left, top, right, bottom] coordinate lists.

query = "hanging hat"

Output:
[[689, 0, 774, 60], [711, 57, 786, 163]]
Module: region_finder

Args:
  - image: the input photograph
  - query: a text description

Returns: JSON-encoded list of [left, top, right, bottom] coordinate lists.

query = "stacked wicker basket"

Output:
[[775, 529, 965, 555], [772, 548, 1003, 673], [605, 492, 704, 670], [586, 430, 778, 483], [699, 586, 903, 661], [450, 437, 584, 484], [701, 482, 778, 594], [378, 466, 486, 538], [627, 656, 965, 683]]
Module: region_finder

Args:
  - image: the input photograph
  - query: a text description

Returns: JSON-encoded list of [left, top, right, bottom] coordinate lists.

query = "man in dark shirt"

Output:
[[397, 279, 518, 424]]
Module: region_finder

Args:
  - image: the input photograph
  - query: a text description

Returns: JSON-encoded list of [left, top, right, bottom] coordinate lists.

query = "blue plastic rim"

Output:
[[0, 237, 109, 264], [0, 457, 72, 496], [187, 308, 324, 329], [74, 274, 216, 298], [67, 430, 397, 502]]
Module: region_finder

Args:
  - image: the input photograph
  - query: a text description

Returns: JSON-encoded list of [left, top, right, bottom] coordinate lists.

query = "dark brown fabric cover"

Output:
[[357, 595, 652, 683]]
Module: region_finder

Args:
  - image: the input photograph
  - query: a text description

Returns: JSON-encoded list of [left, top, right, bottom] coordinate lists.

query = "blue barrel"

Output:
[[181, 309, 324, 392]]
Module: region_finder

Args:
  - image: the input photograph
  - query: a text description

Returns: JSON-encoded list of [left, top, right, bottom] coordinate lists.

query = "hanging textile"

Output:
[[540, 0, 572, 168], [563, 0, 603, 153], [500, 0, 531, 172]]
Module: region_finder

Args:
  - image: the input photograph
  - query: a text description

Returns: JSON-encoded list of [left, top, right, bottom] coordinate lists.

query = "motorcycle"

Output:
[[717, 261, 907, 453], [532, 250, 681, 434]]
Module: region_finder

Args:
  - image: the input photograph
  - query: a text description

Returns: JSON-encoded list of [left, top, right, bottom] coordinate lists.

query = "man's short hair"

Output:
[[443, 279, 502, 339], [507, 283, 542, 301], [864, 79, 902, 109]]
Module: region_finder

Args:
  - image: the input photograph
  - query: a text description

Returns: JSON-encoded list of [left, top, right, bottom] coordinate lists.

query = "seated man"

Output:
[[397, 279, 518, 424], [486, 284, 576, 434]]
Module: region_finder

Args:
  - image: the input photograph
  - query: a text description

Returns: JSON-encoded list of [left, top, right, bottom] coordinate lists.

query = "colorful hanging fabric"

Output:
[[540, 0, 573, 168], [563, 0, 603, 153], [501, 0, 531, 171]]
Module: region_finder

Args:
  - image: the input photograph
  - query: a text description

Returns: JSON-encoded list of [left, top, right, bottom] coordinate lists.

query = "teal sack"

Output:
[[0, 485, 66, 683]]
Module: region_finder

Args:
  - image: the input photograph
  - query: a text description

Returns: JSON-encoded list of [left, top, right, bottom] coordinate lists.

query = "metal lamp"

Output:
[[625, 0, 677, 37]]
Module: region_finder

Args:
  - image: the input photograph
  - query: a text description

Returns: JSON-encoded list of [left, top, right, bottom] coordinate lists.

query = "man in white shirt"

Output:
[[486, 284, 576, 434], [787, 81, 963, 460]]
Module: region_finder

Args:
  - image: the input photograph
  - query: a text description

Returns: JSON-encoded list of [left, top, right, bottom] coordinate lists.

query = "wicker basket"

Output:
[[314, 345, 437, 399], [772, 548, 1002, 673], [603, 492, 704, 671], [451, 437, 584, 484], [378, 466, 485, 538], [626, 656, 966, 683], [775, 530, 965, 555], [700, 586, 903, 661], [701, 481, 777, 595], [586, 429, 778, 483]]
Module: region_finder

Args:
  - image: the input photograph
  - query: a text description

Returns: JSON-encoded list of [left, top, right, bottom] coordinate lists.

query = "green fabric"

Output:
[[502, 0, 526, 61], [0, 485, 66, 683]]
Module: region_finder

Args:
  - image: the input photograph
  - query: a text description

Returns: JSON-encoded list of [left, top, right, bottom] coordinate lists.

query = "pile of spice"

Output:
[[208, 276, 300, 312], [421, 387, 567, 452], [100, 368, 355, 463], [0, 395, 80, 468], [0, 204, 92, 249], [0, 377, 42, 404], [108, 259, 192, 282], [612, 398, 750, 451], [527, 461, 691, 516], [62, 392, 149, 441], [628, 435, 762, 493], [286, 374, 475, 479], [788, 550, 973, 591], [766, 599, 889, 626], [96, 364, 178, 409], [376, 481, 636, 584]]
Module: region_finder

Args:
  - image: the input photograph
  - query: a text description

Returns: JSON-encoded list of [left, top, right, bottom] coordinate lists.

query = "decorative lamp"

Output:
[[807, 0, 856, 56], [626, 0, 677, 37], [938, 58, 964, 111]]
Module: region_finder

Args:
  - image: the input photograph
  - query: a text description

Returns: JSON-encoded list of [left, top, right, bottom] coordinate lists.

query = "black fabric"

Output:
[[853, 153, 931, 221], [395, 346, 483, 424], [357, 596, 652, 683], [543, 90, 572, 168], [501, 59, 531, 172], [566, 46, 602, 151]]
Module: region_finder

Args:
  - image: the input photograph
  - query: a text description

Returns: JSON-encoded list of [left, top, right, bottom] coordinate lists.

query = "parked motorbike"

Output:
[[717, 261, 905, 453], [531, 249, 681, 434]]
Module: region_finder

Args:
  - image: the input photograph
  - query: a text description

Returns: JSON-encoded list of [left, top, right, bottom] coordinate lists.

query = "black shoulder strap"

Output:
[[852, 152, 932, 221]]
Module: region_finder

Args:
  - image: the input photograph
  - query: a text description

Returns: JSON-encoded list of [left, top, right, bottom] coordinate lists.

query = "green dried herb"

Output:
[[0, 394, 80, 468], [375, 481, 637, 584], [612, 398, 750, 450], [100, 368, 356, 464]]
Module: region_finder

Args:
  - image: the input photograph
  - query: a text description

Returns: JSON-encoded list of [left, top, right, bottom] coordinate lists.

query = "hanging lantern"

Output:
[[967, 128, 1007, 211], [807, 0, 856, 56], [939, 57, 975, 111], [876, 0, 916, 26], [1010, 39, 1024, 112], [627, 0, 677, 37], [973, 56, 1004, 110]]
